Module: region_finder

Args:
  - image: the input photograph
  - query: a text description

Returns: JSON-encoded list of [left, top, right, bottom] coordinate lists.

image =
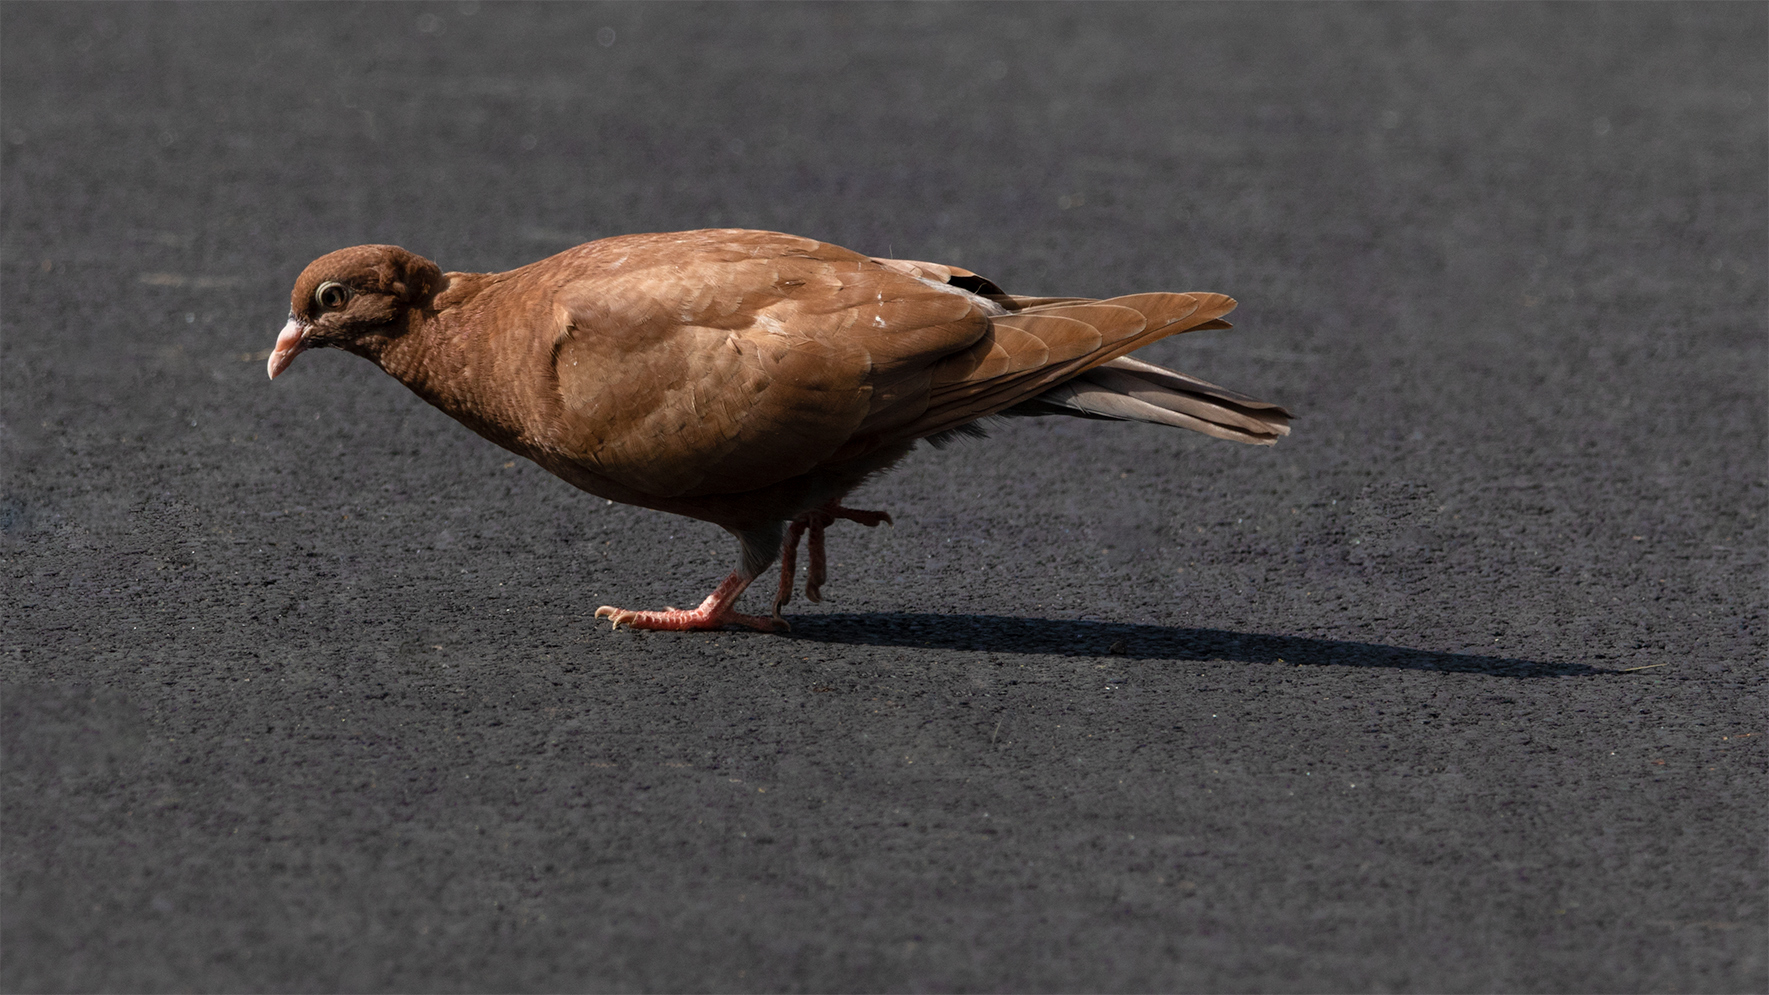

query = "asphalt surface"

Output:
[[2, 3, 1763, 992]]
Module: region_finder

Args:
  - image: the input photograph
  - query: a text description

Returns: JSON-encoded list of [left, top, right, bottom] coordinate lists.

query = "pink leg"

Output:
[[803, 503, 893, 603], [804, 511, 829, 602], [773, 518, 809, 620], [596, 571, 783, 632]]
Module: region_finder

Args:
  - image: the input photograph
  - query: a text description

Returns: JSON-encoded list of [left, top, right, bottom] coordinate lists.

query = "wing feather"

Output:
[[547, 232, 994, 498]]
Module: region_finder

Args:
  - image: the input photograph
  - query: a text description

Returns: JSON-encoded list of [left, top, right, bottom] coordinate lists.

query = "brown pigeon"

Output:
[[269, 229, 1290, 631]]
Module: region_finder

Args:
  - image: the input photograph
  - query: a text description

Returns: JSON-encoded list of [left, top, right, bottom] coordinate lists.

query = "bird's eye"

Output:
[[314, 282, 352, 310]]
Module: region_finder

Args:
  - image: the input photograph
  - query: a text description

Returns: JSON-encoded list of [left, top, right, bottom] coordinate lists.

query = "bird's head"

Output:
[[268, 245, 444, 379]]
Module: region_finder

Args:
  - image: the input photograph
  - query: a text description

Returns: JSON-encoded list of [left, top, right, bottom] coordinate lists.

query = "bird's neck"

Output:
[[373, 273, 549, 453], [375, 272, 490, 398]]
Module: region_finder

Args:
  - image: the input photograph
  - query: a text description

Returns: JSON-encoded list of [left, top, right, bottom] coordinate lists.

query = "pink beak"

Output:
[[267, 317, 307, 379]]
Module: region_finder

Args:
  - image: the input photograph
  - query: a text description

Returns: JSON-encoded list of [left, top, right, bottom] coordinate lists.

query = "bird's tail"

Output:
[[1008, 353, 1291, 445], [866, 260, 1294, 446]]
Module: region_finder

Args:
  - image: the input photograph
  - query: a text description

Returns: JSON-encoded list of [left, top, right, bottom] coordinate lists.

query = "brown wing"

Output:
[[546, 231, 998, 499]]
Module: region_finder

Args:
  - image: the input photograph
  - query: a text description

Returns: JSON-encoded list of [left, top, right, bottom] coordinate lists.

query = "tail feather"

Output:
[[1085, 366, 1286, 437], [1100, 354, 1288, 413], [1009, 355, 1292, 445]]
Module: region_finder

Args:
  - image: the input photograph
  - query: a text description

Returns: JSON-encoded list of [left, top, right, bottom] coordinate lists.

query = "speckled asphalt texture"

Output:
[[2, 4, 1763, 992]]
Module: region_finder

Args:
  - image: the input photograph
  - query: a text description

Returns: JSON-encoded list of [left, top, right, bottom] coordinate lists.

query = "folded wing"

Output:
[[546, 232, 1289, 504]]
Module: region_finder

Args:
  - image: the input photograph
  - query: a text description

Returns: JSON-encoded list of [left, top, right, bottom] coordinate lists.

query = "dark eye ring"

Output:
[[315, 281, 352, 310]]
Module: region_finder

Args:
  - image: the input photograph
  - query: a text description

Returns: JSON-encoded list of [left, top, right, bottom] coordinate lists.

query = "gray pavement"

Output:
[[2, 3, 1763, 992]]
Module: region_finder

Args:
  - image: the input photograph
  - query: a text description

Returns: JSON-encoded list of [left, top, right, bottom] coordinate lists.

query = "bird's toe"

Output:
[[834, 506, 893, 528]]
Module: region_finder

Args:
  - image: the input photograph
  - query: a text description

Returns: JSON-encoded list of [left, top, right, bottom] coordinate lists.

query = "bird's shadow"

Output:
[[783, 613, 1604, 678]]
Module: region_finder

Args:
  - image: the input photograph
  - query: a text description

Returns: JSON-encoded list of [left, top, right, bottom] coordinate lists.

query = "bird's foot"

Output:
[[776, 502, 894, 608], [595, 604, 782, 632], [597, 571, 785, 632], [806, 504, 893, 601]]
